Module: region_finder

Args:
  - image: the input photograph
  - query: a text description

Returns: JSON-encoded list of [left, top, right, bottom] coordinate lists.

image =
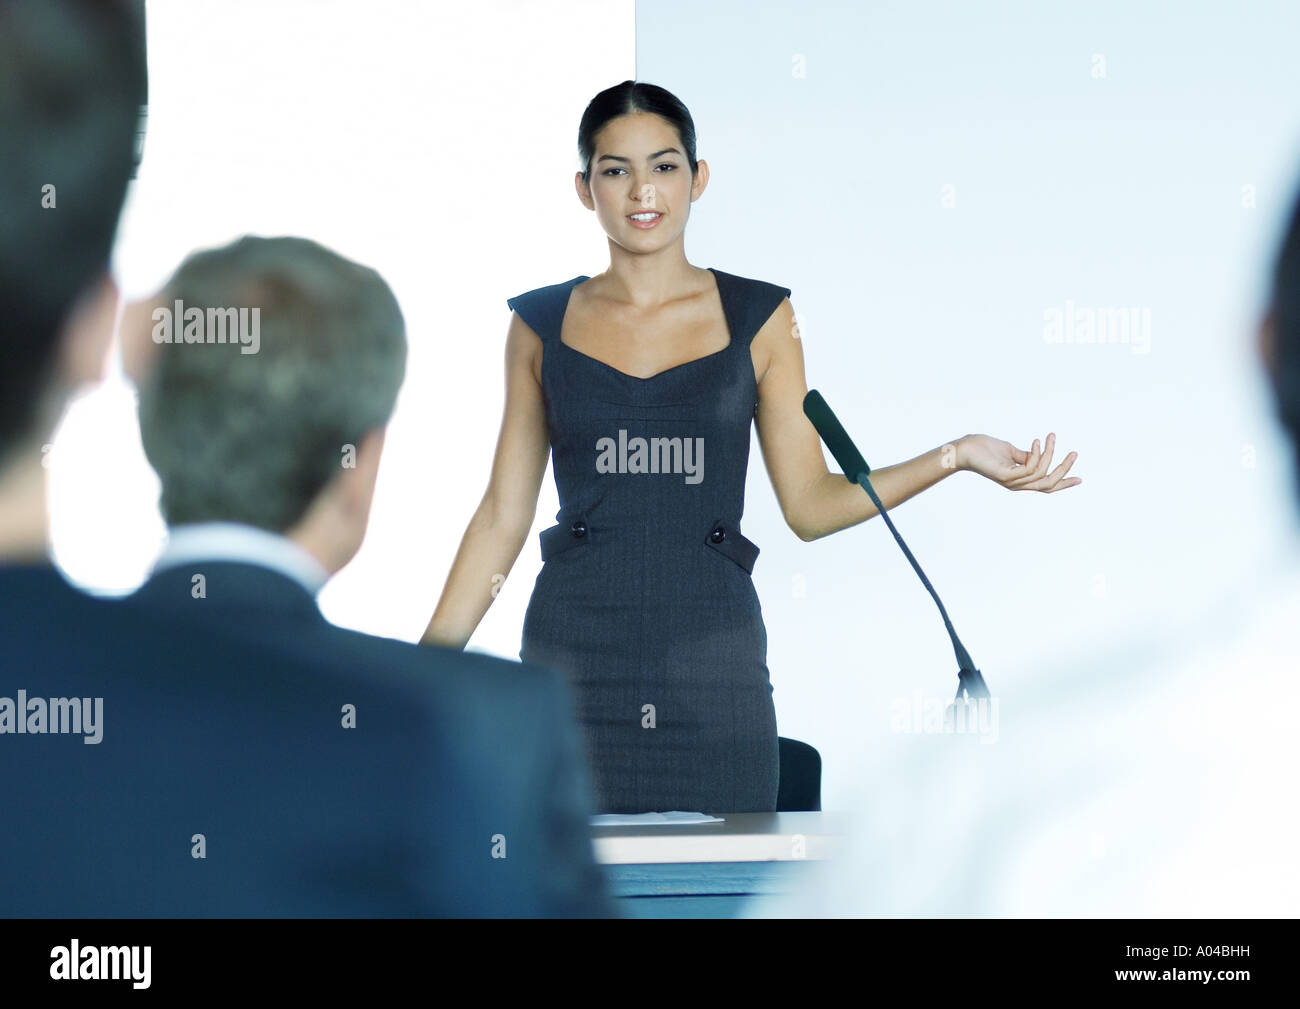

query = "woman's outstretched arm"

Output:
[[420, 312, 550, 649], [752, 298, 1081, 543]]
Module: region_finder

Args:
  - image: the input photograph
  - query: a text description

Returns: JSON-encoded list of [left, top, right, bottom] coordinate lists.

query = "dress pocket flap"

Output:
[[540, 518, 591, 562], [703, 520, 759, 574]]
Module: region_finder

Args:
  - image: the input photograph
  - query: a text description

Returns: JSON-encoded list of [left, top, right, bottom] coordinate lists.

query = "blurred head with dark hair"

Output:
[[0, 0, 146, 472], [1263, 181, 1300, 510]]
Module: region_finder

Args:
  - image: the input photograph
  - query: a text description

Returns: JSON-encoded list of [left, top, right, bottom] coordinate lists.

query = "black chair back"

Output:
[[776, 737, 821, 811]]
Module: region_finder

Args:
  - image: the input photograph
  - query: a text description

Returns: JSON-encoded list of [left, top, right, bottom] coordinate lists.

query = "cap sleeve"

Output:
[[505, 287, 555, 343], [506, 276, 586, 344], [748, 278, 792, 343]]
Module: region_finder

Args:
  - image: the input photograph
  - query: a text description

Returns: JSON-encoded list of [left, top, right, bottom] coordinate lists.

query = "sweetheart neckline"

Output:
[[556, 266, 733, 382]]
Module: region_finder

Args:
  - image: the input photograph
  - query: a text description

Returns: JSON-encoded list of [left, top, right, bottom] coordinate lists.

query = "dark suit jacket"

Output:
[[0, 561, 615, 917]]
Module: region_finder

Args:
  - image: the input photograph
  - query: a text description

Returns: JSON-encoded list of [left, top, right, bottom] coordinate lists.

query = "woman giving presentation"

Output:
[[421, 81, 1081, 814]]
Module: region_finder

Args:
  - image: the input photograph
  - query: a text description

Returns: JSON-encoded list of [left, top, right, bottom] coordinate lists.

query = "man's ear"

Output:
[[57, 272, 121, 388], [120, 290, 165, 386], [340, 426, 388, 518], [1259, 307, 1277, 382]]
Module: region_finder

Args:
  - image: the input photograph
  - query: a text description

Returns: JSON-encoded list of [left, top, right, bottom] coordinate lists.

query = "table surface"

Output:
[[590, 811, 846, 865]]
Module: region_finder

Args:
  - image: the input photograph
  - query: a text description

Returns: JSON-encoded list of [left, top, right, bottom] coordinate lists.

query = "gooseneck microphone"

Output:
[[803, 389, 991, 703]]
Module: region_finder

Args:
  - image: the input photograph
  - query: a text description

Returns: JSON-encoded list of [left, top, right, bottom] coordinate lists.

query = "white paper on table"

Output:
[[589, 811, 725, 827]]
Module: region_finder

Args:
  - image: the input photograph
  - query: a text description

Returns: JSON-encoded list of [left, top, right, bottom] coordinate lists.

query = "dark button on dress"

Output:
[[509, 267, 791, 814]]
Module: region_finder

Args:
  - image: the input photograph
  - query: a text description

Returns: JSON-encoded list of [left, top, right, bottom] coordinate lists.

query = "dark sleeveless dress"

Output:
[[509, 267, 790, 814]]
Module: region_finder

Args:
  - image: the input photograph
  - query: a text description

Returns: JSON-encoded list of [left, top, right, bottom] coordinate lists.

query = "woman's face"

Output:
[[578, 111, 707, 253]]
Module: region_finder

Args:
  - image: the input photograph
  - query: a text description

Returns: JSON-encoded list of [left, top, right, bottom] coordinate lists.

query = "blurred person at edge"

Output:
[[750, 171, 1300, 919], [0, 0, 611, 917]]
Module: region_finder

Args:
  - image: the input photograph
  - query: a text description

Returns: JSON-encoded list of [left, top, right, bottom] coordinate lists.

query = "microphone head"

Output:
[[803, 389, 870, 479]]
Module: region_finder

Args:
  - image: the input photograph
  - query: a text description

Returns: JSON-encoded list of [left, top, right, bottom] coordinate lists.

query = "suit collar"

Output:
[[130, 560, 326, 625], [156, 522, 330, 596]]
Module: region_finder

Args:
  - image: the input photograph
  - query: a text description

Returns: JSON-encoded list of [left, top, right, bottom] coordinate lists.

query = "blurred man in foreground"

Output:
[[121, 234, 614, 917]]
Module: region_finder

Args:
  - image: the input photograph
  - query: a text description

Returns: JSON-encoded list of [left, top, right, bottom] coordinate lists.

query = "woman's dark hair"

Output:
[[578, 80, 698, 184]]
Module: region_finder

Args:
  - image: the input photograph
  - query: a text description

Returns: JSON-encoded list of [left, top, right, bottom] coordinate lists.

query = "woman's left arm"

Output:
[[752, 298, 1081, 542]]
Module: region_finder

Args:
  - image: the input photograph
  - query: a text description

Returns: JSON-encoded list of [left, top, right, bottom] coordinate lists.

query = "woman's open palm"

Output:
[[960, 432, 1081, 492]]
